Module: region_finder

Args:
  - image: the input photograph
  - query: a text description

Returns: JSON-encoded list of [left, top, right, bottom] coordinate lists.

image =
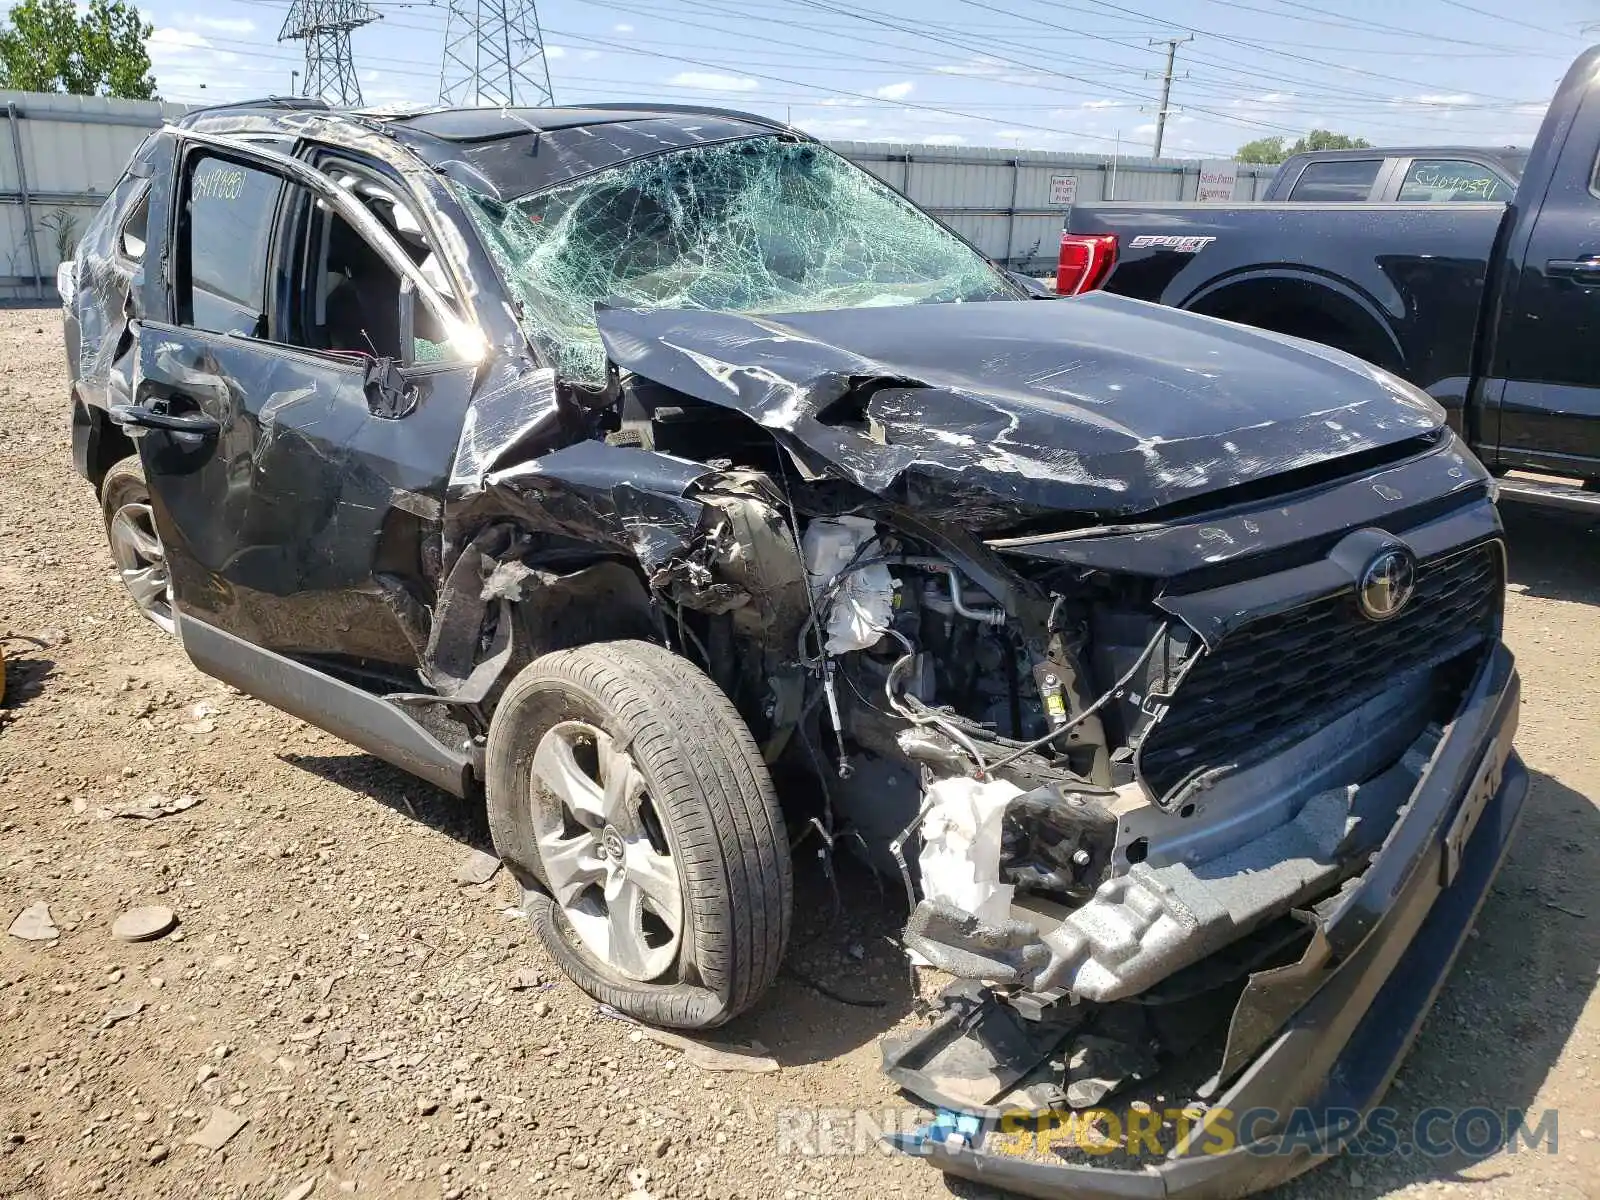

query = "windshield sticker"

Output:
[[192, 162, 248, 202], [1407, 169, 1501, 199]]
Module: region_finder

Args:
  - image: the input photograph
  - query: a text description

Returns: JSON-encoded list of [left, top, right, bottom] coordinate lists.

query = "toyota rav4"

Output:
[[60, 97, 1527, 1198]]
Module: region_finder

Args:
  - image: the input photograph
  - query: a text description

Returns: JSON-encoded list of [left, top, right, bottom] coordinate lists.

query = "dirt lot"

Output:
[[1, 306, 1598, 1200]]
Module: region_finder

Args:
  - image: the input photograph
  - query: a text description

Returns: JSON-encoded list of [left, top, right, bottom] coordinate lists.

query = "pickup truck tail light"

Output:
[[1057, 233, 1118, 295]]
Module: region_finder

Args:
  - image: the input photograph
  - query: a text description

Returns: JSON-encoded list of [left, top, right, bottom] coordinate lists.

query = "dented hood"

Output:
[[595, 293, 1445, 521]]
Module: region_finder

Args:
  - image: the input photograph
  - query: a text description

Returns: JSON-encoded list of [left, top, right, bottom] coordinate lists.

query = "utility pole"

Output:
[[1147, 34, 1192, 160], [278, 0, 379, 106], [439, 0, 556, 106]]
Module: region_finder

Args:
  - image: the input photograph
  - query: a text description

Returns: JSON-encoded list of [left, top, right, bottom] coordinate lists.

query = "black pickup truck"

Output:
[[1060, 46, 1600, 513]]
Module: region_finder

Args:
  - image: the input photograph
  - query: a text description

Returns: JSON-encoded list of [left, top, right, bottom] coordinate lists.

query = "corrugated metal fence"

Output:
[[1, 91, 188, 300], [830, 141, 1276, 273], [1, 91, 1273, 299]]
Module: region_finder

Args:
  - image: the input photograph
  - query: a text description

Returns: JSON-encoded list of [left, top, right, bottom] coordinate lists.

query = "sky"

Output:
[[140, 0, 1597, 158]]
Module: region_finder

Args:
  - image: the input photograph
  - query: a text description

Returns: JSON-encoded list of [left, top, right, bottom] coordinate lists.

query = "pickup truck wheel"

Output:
[[486, 640, 791, 1029], [101, 456, 175, 635]]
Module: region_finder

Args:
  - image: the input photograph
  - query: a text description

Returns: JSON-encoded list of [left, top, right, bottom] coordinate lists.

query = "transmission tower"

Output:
[[439, 0, 556, 107], [278, 0, 380, 107]]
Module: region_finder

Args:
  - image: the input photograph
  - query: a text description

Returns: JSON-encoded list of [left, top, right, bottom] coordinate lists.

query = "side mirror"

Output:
[[363, 355, 416, 419], [398, 275, 416, 367]]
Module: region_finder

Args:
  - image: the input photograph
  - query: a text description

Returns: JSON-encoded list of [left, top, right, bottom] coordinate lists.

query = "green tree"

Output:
[[1235, 130, 1373, 164], [1290, 129, 1373, 154], [1235, 136, 1288, 164], [0, 0, 156, 99]]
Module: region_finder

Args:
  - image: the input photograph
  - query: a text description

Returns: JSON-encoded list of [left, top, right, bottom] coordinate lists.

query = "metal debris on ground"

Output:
[[454, 848, 502, 886], [185, 1106, 249, 1151], [112, 905, 178, 942], [114, 794, 203, 820], [102, 997, 144, 1027], [7, 902, 57, 942]]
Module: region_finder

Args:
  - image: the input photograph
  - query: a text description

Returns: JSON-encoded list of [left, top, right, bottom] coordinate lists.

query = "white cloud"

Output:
[[612, 22, 634, 32], [544, 45, 568, 59], [873, 81, 913, 101], [175, 13, 256, 35], [923, 133, 965, 146], [148, 26, 255, 102], [667, 71, 759, 92], [819, 96, 869, 107], [1134, 122, 1158, 136], [358, 72, 416, 108], [1080, 99, 1118, 110], [150, 26, 209, 51], [807, 116, 872, 131], [1403, 93, 1473, 106], [933, 56, 1044, 87], [580, 49, 601, 61]]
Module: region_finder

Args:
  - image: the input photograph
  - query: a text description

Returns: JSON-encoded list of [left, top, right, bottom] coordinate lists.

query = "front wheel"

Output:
[[486, 639, 792, 1029]]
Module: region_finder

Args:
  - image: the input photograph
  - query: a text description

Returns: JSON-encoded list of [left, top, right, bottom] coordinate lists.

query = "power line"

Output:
[[1070, 0, 1544, 102], [1191, 0, 1563, 54], [1430, 0, 1574, 38], [658, 0, 1322, 138]]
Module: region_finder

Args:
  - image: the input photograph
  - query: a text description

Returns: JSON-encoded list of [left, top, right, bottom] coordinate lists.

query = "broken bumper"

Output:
[[884, 642, 1527, 1199]]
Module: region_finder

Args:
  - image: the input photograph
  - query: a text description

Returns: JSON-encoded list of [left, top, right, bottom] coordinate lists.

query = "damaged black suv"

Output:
[[62, 98, 1528, 1197]]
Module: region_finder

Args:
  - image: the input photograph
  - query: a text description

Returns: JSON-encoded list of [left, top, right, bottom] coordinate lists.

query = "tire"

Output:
[[101, 455, 176, 635], [486, 639, 791, 1029]]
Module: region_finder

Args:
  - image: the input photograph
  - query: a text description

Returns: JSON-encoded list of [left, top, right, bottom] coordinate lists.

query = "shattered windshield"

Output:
[[456, 136, 1019, 382]]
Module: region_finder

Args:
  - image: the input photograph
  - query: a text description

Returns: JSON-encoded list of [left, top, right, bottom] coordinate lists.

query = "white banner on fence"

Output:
[[1197, 160, 1239, 202]]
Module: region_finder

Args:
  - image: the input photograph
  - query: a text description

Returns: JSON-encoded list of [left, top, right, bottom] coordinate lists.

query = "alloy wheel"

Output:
[[107, 500, 175, 634], [530, 720, 684, 981]]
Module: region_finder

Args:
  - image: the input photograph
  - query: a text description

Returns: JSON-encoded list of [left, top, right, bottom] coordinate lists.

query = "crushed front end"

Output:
[[455, 238, 1525, 1195], [487, 384, 1525, 1194]]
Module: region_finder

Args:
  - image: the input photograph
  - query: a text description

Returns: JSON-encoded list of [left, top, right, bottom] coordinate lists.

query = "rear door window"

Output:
[[1287, 159, 1382, 201], [179, 154, 284, 336], [1396, 159, 1513, 202]]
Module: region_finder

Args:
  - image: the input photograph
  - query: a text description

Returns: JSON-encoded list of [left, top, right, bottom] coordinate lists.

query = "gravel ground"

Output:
[[1, 306, 1597, 1200]]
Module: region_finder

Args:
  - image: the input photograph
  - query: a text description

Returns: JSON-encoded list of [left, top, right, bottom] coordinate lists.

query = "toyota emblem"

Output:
[[1357, 547, 1417, 621]]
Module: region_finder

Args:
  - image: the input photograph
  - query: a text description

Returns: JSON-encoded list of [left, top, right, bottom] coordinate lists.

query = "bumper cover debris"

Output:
[[880, 643, 1525, 1198]]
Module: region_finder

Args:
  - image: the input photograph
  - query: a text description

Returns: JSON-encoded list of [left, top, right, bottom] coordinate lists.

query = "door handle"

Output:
[[110, 403, 221, 436], [1545, 257, 1600, 284]]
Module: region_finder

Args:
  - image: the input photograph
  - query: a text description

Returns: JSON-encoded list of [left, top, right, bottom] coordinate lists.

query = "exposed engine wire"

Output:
[[985, 620, 1173, 775], [880, 627, 993, 777], [655, 595, 714, 670]]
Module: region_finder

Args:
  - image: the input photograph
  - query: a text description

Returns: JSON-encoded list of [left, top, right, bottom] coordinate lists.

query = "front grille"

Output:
[[1136, 543, 1501, 806]]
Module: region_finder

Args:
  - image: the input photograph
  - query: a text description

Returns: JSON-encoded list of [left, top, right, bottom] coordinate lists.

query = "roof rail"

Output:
[[574, 102, 792, 132], [176, 95, 333, 125]]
